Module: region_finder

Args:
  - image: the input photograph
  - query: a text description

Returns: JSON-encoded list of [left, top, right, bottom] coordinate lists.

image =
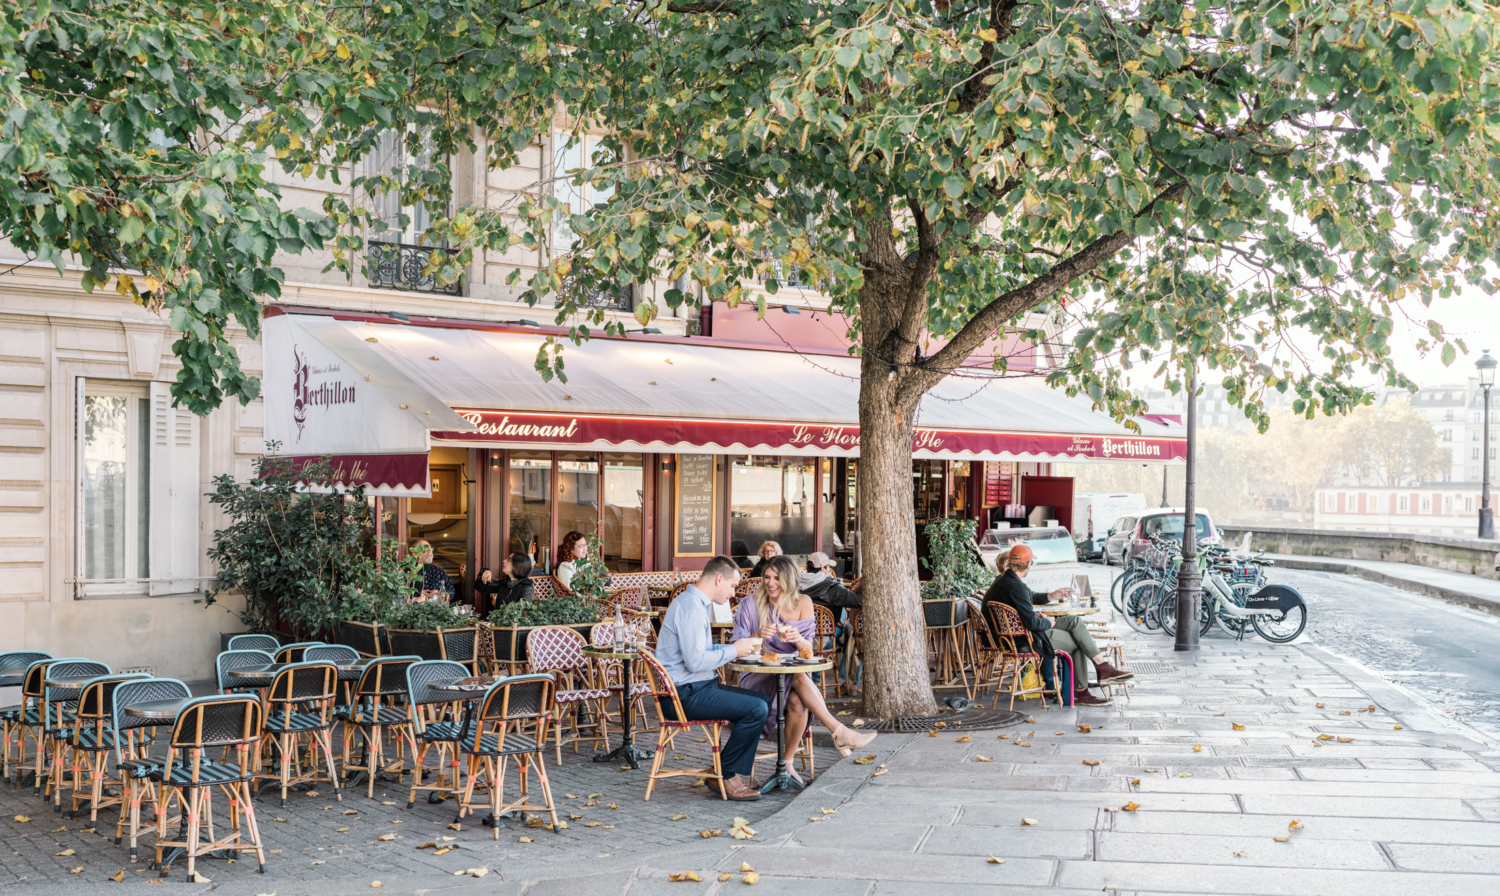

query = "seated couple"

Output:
[[656, 555, 876, 801], [983, 544, 1132, 707]]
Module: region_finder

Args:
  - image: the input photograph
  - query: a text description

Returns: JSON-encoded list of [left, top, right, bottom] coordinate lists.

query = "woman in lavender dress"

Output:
[[732, 555, 876, 779]]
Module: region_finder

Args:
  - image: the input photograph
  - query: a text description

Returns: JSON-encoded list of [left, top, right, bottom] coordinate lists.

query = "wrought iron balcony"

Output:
[[367, 241, 463, 296], [559, 274, 631, 311]]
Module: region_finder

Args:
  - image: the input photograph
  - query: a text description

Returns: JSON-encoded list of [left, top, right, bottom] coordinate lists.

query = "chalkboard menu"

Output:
[[674, 453, 717, 557]]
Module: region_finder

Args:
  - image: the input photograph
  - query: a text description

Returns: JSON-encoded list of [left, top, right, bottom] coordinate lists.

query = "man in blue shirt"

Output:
[[656, 555, 767, 801]]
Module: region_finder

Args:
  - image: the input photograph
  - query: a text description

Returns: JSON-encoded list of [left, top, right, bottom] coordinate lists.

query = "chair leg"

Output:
[[533, 754, 559, 832], [643, 728, 669, 801], [709, 724, 727, 800]]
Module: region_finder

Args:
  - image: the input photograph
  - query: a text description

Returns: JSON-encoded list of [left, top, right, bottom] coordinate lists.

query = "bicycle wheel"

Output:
[[1122, 580, 1162, 634], [1158, 588, 1212, 638], [1253, 604, 1307, 643], [1215, 583, 1253, 638], [1111, 567, 1142, 614]]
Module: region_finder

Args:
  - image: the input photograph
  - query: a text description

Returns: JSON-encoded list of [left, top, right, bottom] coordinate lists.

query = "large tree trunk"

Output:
[[855, 266, 941, 720]]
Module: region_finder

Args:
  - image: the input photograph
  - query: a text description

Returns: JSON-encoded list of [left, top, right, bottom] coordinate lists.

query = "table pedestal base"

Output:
[[592, 741, 654, 768]]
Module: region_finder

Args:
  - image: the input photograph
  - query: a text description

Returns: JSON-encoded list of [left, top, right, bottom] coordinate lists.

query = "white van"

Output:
[[1073, 492, 1148, 560]]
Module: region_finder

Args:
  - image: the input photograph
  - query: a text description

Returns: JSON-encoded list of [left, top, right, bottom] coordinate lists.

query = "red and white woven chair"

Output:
[[635, 648, 727, 801], [588, 623, 652, 733], [526, 626, 611, 763]]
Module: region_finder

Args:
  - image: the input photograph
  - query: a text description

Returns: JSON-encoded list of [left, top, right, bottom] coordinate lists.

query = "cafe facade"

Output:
[[262, 306, 1186, 608]]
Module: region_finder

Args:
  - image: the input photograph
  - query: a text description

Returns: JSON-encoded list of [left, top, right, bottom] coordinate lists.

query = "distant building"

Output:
[[1138, 382, 1294, 433], [1312, 482, 1484, 537], [1383, 381, 1487, 482]]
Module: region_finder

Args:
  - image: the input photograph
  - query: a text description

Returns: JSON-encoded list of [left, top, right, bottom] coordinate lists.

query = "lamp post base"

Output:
[[1480, 506, 1495, 541]]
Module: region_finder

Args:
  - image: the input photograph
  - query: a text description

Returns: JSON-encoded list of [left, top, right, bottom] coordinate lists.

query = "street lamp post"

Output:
[[1175, 366, 1201, 652], [1479, 351, 1496, 540]]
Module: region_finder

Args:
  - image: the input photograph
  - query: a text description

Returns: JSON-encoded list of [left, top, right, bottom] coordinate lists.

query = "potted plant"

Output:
[[564, 534, 612, 600], [333, 540, 421, 656], [486, 596, 603, 665], [204, 449, 388, 643], [920, 518, 990, 627], [386, 601, 476, 662]]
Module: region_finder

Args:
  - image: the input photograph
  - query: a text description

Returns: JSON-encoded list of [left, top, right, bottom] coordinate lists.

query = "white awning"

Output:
[[264, 312, 1184, 463]]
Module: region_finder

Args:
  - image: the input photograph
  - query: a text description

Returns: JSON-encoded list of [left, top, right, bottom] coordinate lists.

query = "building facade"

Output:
[[1312, 483, 1487, 537]]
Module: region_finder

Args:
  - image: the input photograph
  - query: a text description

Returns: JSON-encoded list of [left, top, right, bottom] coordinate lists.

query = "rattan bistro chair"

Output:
[[0, 650, 51, 783], [340, 656, 420, 799], [526, 627, 609, 763], [636, 648, 728, 801], [149, 695, 268, 879], [273, 642, 325, 664], [111, 677, 190, 863], [65, 673, 149, 822], [42, 659, 110, 807], [453, 674, 558, 838], [255, 661, 343, 807], [402, 660, 470, 808], [987, 603, 1065, 711], [216, 649, 275, 694], [227, 634, 279, 653]]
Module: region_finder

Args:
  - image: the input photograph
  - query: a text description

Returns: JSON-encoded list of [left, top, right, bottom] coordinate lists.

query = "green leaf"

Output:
[[942, 176, 966, 200], [835, 46, 861, 70]]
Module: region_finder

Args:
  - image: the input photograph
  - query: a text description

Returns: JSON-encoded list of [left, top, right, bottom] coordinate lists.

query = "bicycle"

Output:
[[1156, 552, 1307, 643]]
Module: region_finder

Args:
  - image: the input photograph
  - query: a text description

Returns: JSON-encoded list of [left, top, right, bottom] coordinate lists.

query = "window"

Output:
[[508, 450, 552, 565], [1420, 495, 1432, 513], [551, 131, 616, 253], [601, 453, 644, 573], [1466, 496, 1475, 513], [1443, 496, 1453, 515], [1474, 447, 1482, 460], [365, 128, 442, 244], [1398, 495, 1409, 513], [76, 381, 200, 597], [1445, 409, 1454, 421], [730, 456, 818, 565], [80, 384, 149, 589], [1369, 494, 1380, 513]]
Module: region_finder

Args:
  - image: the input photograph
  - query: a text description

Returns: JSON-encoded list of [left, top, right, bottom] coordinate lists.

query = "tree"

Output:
[[1242, 410, 1350, 524], [437, 1, 1494, 717], [1346, 397, 1446, 486], [0, 1, 383, 412], [12, 1, 1500, 717]]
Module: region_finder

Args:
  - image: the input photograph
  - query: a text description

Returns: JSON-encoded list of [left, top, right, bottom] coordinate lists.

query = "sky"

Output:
[[1384, 288, 1500, 389]]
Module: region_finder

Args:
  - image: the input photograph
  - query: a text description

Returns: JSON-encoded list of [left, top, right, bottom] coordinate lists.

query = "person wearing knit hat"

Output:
[[982, 542, 1131, 706]]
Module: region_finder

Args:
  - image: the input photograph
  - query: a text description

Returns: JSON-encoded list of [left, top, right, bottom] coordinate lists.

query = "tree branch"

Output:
[[956, 0, 1019, 114], [920, 181, 1188, 381]]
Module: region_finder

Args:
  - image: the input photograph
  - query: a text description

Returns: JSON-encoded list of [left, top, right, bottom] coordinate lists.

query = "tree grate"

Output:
[[1125, 660, 1176, 675], [856, 707, 1029, 733]]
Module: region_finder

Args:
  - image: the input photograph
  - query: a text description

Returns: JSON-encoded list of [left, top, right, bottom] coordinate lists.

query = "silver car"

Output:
[[1102, 508, 1219, 565]]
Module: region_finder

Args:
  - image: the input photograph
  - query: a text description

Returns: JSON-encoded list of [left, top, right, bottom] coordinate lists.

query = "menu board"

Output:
[[674, 453, 717, 557]]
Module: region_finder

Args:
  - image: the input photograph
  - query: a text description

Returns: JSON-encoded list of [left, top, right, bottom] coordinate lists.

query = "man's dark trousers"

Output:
[[674, 681, 771, 778]]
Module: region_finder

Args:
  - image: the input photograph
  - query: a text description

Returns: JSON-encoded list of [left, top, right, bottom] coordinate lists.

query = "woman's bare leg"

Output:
[[782, 691, 810, 762], [787, 673, 844, 733]]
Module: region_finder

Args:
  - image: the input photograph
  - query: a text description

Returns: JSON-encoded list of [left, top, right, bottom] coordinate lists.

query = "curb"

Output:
[[1272, 555, 1500, 617]]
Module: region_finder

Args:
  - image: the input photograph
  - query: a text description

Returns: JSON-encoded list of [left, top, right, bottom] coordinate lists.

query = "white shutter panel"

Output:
[[148, 383, 201, 595]]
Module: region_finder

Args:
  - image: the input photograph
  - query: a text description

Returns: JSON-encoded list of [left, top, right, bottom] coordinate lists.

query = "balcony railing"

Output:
[[367, 241, 463, 296], [559, 274, 631, 311]]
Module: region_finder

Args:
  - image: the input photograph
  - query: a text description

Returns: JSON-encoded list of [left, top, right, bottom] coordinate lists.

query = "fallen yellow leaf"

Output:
[[1130, 779, 1141, 786], [1214, 711, 1227, 717], [1317, 734, 1332, 740], [70, 867, 85, 875], [853, 755, 877, 765], [699, 829, 721, 838], [518, 836, 534, 843], [986, 856, 1005, 864], [670, 814, 690, 821], [1021, 818, 1039, 826], [1077, 724, 1092, 733], [585, 822, 602, 828], [1316, 702, 1325, 708], [588, 792, 603, 798], [740, 862, 756, 872], [1192, 745, 1203, 752], [742, 871, 759, 885], [871, 768, 889, 777], [974, 755, 994, 762], [1122, 802, 1140, 812], [1055, 731, 1065, 735], [1232, 850, 1248, 857], [56, 849, 76, 857], [1337, 737, 1355, 743], [719, 873, 733, 882], [1082, 760, 1100, 767], [667, 871, 702, 882], [371, 884, 382, 889], [955, 736, 971, 742], [1273, 835, 1291, 842], [12, 816, 29, 823], [1289, 820, 1304, 830], [1394, 724, 1403, 729], [110, 870, 125, 882], [378, 833, 395, 841], [821, 808, 836, 816], [928, 731, 938, 738], [336, 827, 350, 833], [1231, 723, 1245, 731], [1339, 711, 1351, 716]]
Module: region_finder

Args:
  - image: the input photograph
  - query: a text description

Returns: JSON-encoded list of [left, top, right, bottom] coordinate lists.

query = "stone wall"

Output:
[[1218, 524, 1499, 581]]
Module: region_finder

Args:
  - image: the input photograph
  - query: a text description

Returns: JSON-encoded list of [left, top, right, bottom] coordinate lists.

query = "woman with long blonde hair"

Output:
[[730, 555, 876, 778]]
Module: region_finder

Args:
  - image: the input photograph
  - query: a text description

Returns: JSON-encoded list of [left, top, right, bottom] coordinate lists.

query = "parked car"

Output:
[[1102, 507, 1220, 564], [1072, 493, 1147, 560]]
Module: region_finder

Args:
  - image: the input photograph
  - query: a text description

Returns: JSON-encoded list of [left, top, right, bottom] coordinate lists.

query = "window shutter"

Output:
[[148, 383, 201, 595]]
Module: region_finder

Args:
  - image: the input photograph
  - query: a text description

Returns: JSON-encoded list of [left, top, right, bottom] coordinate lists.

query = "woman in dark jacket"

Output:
[[496, 552, 536, 604]]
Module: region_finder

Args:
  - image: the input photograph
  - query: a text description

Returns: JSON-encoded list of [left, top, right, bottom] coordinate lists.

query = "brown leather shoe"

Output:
[[722, 774, 762, 801], [1094, 661, 1134, 682], [1074, 689, 1114, 706]]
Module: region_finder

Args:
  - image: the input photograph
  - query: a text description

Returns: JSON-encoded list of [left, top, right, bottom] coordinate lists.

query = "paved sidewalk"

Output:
[[1267, 552, 1500, 616]]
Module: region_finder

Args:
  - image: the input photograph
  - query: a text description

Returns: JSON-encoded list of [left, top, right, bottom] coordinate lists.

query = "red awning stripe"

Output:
[[433, 410, 1185, 462], [264, 453, 431, 491]]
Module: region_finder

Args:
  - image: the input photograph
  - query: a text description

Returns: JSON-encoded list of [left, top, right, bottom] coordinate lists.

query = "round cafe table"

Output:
[[581, 645, 654, 769], [227, 659, 374, 684], [124, 698, 189, 721], [727, 659, 833, 793]]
